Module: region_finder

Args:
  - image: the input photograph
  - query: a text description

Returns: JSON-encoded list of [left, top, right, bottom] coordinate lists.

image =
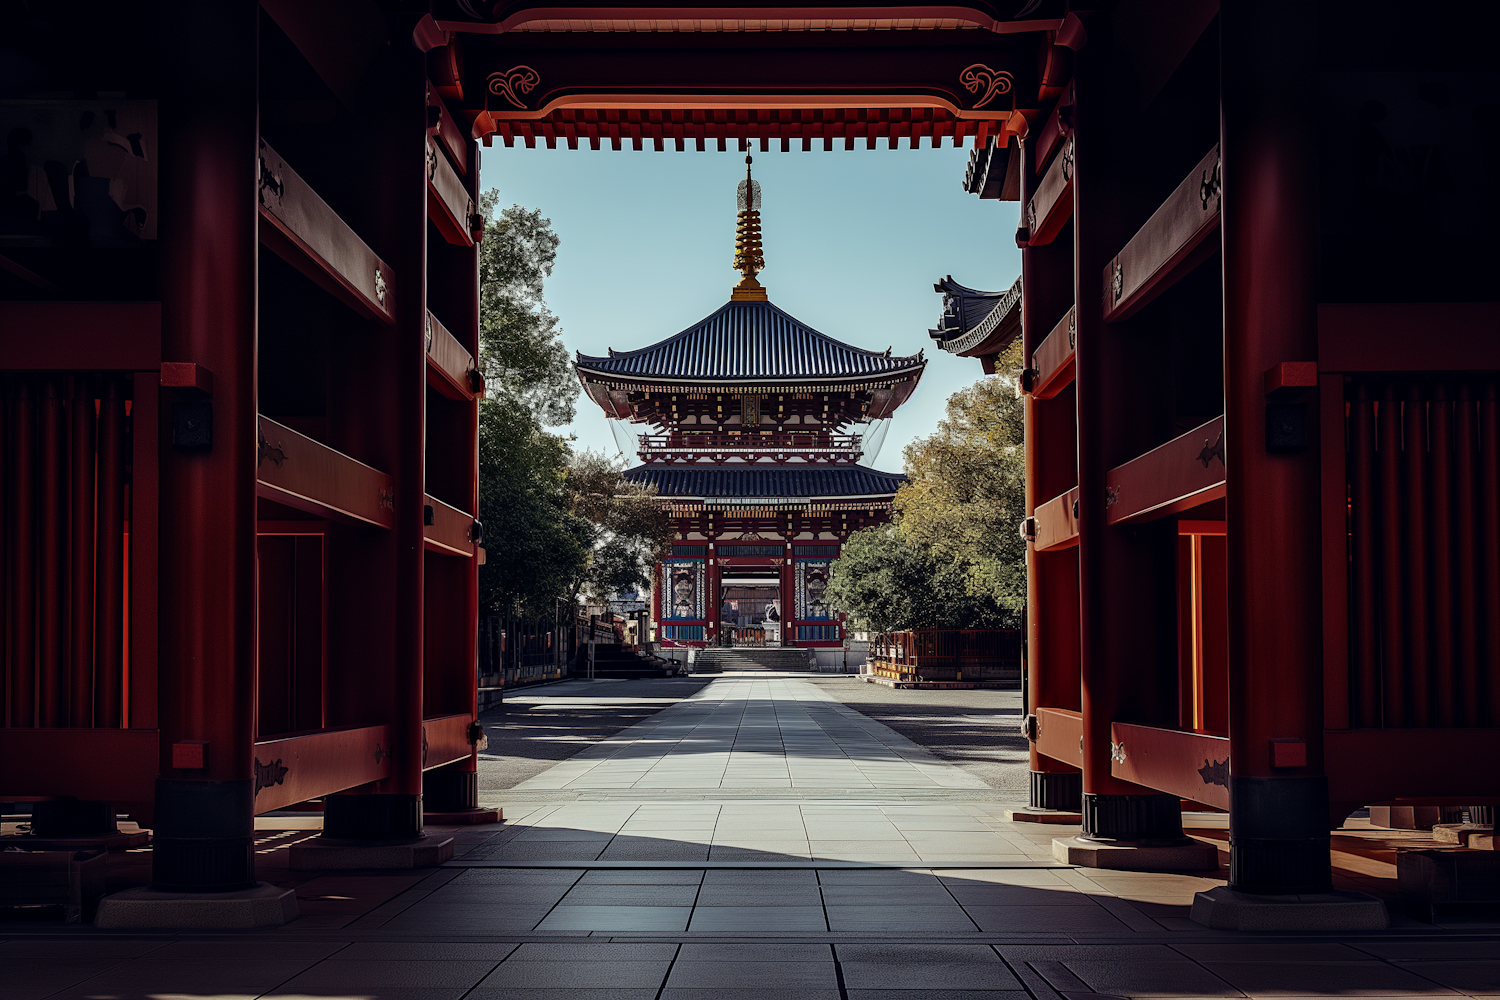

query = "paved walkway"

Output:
[[8, 674, 1500, 1000]]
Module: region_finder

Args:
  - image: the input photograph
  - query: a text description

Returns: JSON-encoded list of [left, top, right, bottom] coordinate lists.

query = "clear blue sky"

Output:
[[477, 144, 1022, 473]]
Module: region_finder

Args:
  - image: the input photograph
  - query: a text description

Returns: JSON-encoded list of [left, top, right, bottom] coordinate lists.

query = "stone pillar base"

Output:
[[94, 882, 297, 929], [1190, 886, 1388, 931], [1005, 808, 1083, 824], [1052, 835, 1220, 872], [288, 836, 453, 870], [424, 808, 502, 825]]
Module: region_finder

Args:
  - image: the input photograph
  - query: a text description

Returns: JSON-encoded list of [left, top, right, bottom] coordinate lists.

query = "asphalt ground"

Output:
[[478, 672, 1027, 796]]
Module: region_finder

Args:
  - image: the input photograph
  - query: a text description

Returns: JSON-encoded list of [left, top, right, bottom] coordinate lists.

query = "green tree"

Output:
[[825, 340, 1026, 631], [896, 340, 1026, 615], [563, 449, 674, 607]]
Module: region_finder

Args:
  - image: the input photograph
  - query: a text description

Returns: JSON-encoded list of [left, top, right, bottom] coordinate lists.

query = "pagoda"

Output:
[[575, 158, 925, 657]]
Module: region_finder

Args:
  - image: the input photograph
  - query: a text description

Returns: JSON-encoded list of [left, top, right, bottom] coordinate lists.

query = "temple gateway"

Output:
[[575, 159, 924, 665]]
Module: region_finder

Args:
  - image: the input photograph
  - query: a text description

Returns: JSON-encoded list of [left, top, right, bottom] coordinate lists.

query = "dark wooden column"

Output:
[[154, 0, 259, 891], [323, 18, 430, 843], [1072, 24, 1186, 841], [1220, 0, 1330, 893]]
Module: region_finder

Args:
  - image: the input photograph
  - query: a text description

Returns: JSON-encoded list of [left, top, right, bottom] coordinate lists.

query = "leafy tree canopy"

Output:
[[827, 340, 1026, 631], [563, 449, 674, 608]]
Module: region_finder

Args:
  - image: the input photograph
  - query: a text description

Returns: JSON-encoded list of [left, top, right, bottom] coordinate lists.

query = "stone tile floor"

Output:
[[5, 674, 1498, 1000]]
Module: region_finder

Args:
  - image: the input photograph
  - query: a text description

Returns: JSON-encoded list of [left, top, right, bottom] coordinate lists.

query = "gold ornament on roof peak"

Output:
[[732, 155, 768, 301]]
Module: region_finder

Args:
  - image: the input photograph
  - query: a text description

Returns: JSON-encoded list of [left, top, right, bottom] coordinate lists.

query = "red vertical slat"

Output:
[[1401, 380, 1431, 726], [69, 377, 96, 726], [37, 376, 67, 726], [1377, 385, 1405, 727], [1427, 380, 1456, 727], [9, 377, 37, 727], [94, 375, 126, 727], [1453, 381, 1481, 727], [1349, 380, 1380, 727], [1481, 379, 1500, 727]]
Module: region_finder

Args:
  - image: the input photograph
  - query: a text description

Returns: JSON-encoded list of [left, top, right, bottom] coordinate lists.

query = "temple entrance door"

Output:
[[719, 578, 783, 648]]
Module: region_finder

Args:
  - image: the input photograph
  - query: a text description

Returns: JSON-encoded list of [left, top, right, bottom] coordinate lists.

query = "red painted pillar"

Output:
[[94, 375, 127, 728], [1221, 0, 1331, 893], [1072, 27, 1187, 841], [1020, 126, 1082, 811], [154, 0, 259, 891], [324, 20, 429, 842], [37, 376, 67, 727]]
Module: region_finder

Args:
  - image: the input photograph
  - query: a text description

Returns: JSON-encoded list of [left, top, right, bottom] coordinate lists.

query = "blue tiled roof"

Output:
[[624, 464, 905, 499], [577, 300, 924, 381]]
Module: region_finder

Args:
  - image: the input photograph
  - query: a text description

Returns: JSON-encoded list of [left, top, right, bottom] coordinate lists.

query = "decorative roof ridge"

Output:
[[575, 297, 925, 368], [930, 273, 1022, 355]]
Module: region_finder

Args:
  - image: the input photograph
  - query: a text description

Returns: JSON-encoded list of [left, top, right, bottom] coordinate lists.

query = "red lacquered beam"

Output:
[[255, 415, 396, 530], [1108, 721, 1230, 811], [1325, 728, 1500, 804], [1318, 302, 1500, 373], [1034, 706, 1084, 768], [425, 311, 477, 401], [1032, 486, 1078, 552], [0, 302, 160, 370], [1024, 134, 1073, 246], [1377, 385, 1406, 727], [257, 139, 397, 325], [93, 376, 127, 728], [1428, 381, 1456, 727], [37, 376, 67, 727], [1029, 307, 1075, 400], [1101, 144, 1221, 324], [423, 493, 476, 558], [1104, 415, 1226, 526], [250, 723, 394, 815], [1482, 379, 1500, 726], [0, 728, 157, 800], [428, 91, 467, 175], [1453, 382, 1481, 727], [427, 138, 475, 247], [69, 378, 96, 728], [1401, 381, 1431, 726], [8, 377, 37, 727], [1348, 381, 1380, 728], [422, 712, 473, 771]]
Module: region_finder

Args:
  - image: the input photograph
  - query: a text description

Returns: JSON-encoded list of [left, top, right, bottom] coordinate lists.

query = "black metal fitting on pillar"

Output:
[[1081, 792, 1185, 842], [1229, 775, 1333, 894], [322, 793, 425, 842], [1029, 770, 1082, 811], [151, 779, 256, 892], [424, 768, 479, 812]]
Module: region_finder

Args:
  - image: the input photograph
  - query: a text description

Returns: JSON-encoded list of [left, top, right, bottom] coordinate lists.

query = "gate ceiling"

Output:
[[428, 2, 1065, 149]]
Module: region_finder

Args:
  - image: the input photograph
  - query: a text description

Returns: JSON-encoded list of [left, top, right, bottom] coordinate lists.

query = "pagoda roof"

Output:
[[625, 464, 904, 501], [929, 274, 1022, 358], [577, 299, 924, 384]]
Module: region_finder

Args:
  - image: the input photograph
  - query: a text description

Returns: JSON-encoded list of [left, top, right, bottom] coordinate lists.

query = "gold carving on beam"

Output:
[[959, 64, 1013, 110], [489, 65, 541, 109]]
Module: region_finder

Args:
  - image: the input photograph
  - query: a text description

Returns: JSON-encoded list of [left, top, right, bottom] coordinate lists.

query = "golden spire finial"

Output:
[[732, 154, 768, 301]]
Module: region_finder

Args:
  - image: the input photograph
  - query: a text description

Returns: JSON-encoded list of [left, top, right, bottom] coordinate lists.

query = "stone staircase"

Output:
[[693, 647, 814, 672], [585, 642, 679, 678]]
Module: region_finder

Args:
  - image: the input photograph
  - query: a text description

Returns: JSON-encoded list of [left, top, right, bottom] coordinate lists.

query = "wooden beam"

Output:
[[1102, 144, 1221, 323], [256, 415, 395, 529], [1030, 306, 1075, 399], [0, 302, 160, 370], [258, 139, 397, 325], [424, 493, 476, 558], [1326, 729, 1500, 805], [0, 729, 157, 801], [1025, 134, 1073, 246], [422, 713, 473, 771], [427, 137, 475, 247], [1318, 303, 1500, 372], [1034, 706, 1084, 767], [251, 724, 393, 814], [1109, 721, 1230, 811], [1032, 486, 1078, 552], [1104, 415, 1226, 526], [426, 311, 477, 401], [428, 91, 468, 175]]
